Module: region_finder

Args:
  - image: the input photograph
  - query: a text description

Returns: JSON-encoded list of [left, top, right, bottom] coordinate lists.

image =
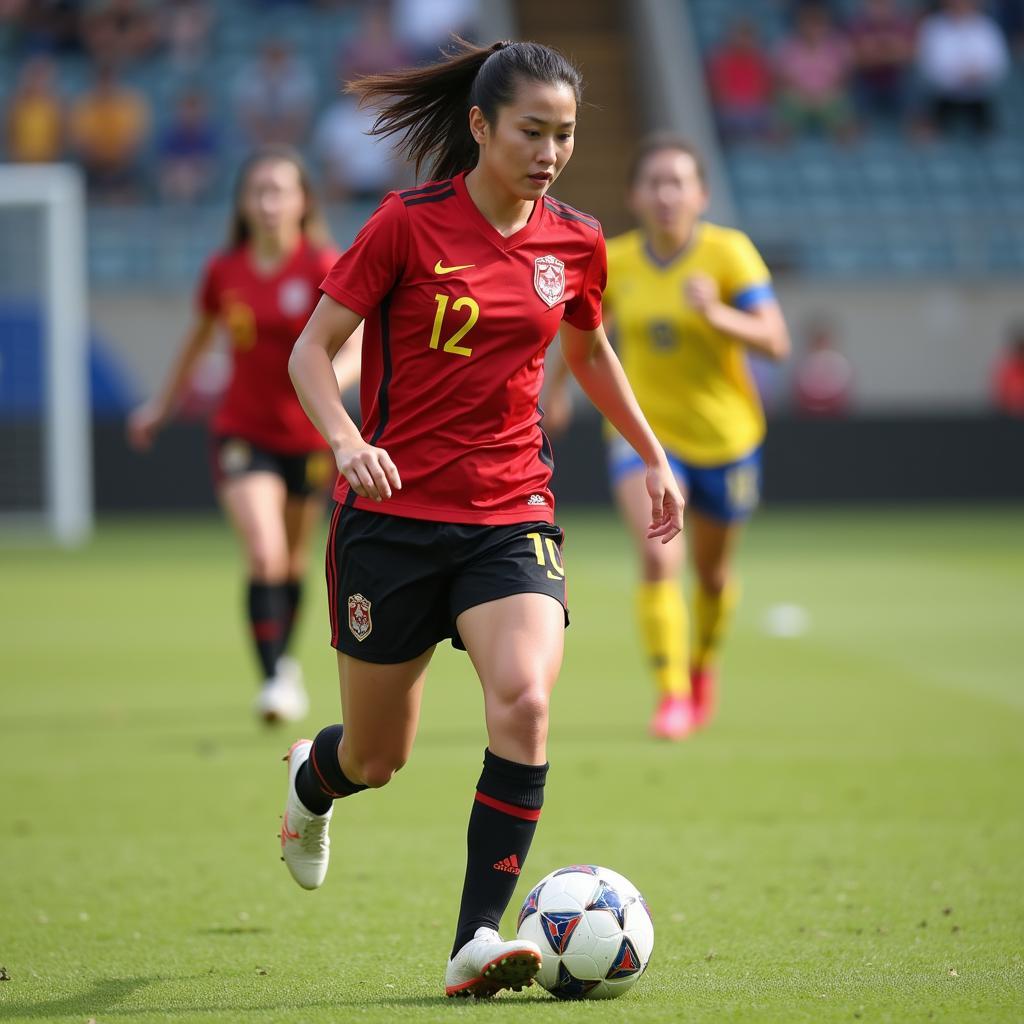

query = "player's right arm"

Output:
[[289, 295, 400, 503], [126, 313, 217, 450]]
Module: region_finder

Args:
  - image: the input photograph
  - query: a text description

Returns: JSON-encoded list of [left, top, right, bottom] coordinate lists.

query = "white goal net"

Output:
[[0, 164, 92, 545]]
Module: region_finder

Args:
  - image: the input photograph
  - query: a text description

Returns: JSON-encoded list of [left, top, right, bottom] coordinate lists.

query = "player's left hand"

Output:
[[645, 461, 684, 544], [685, 273, 719, 315]]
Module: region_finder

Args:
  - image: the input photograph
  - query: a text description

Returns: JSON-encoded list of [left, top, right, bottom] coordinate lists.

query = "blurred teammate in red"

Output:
[[280, 39, 682, 997], [991, 325, 1024, 416], [128, 146, 360, 723]]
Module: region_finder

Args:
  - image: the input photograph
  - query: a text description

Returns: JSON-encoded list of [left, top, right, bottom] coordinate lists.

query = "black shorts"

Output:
[[211, 435, 335, 498], [326, 505, 569, 663]]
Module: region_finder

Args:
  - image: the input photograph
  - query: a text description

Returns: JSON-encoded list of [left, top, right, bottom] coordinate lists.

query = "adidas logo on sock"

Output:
[[493, 854, 521, 875]]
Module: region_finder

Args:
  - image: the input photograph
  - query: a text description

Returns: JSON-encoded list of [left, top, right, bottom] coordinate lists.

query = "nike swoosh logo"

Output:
[[434, 261, 475, 275]]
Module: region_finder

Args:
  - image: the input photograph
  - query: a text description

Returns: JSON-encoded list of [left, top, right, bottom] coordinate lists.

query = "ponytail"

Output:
[[348, 37, 582, 182]]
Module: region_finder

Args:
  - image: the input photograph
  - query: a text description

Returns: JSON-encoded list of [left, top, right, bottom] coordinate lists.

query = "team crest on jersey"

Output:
[[533, 255, 565, 307], [347, 593, 372, 642], [279, 278, 312, 317]]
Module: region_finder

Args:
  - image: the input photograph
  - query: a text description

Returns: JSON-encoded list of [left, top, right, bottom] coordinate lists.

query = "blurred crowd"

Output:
[[707, 0, 1022, 144], [0, 0, 478, 203]]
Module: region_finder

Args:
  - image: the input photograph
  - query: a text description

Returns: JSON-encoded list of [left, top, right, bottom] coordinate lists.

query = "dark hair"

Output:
[[348, 37, 583, 181], [628, 134, 707, 188], [227, 144, 331, 249]]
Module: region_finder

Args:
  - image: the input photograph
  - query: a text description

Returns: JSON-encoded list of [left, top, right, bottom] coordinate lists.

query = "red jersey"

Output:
[[198, 239, 338, 453], [320, 172, 606, 525]]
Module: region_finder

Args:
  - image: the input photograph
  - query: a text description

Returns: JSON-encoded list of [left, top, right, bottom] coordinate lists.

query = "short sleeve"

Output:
[[563, 229, 607, 331], [725, 231, 774, 312], [196, 255, 221, 316], [320, 193, 408, 318]]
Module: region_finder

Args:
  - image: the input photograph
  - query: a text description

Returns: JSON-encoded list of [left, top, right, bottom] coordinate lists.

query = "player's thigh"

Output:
[[283, 492, 326, 574], [612, 466, 686, 580], [689, 510, 744, 593], [336, 647, 433, 780], [218, 472, 290, 578]]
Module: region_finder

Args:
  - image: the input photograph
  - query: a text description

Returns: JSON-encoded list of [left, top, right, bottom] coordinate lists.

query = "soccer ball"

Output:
[[516, 864, 654, 999]]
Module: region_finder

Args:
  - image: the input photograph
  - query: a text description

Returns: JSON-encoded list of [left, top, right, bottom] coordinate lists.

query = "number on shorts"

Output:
[[527, 531, 565, 581]]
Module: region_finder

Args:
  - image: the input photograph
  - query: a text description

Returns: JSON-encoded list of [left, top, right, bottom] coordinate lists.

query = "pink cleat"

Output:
[[649, 695, 696, 740], [690, 667, 717, 727]]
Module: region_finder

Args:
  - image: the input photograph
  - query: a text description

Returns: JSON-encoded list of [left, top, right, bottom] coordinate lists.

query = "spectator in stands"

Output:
[[160, 0, 213, 73], [391, 0, 478, 63], [10, 0, 83, 55], [848, 0, 917, 125], [993, 0, 1024, 56], [916, 0, 1009, 137], [991, 324, 1024, 416], [793, 317, 853, 416], [70, 62, 150, 201], [233, 40, 316, 147], [313, 94, 400, 202], [82, 0, 159, 66], [775, 2, 856, 141], [5, 55, 64, 163], [707, 18, 775, 142], [338, 2, 409, 80], [157, 90, 218, 204]]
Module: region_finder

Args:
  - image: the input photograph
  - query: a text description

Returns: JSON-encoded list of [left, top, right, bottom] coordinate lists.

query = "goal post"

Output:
[[0, 163, 92, 545]]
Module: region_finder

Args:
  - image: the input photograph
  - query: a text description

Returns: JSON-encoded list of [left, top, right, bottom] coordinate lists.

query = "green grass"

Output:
[[1, 507, 1022, 1023]]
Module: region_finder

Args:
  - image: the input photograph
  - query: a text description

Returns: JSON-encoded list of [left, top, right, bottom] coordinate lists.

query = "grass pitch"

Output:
[[1, 507, 1022, 1023]]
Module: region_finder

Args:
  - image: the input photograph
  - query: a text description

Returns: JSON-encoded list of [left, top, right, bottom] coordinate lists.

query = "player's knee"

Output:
[[355, 754, 407, 789], [248, 546, 287, 581], [641, 549, 677, 582], [495, 685, 550, 741], [697, 568, 728, 595]]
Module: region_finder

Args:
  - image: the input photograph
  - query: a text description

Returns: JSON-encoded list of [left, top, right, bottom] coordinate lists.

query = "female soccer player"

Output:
[[280, 40, 684, 998], [127, 146, 359, 723], [547, 135, 790, 740]]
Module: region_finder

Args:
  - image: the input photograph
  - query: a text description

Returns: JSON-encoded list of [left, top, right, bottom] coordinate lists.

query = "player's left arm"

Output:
[[561, 321, 683, 544], [331, 320, 363, 393], [687, 277, 790, 361]]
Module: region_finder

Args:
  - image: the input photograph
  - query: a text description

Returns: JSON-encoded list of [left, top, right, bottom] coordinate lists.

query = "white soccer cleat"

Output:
[[445, 927, 542, 998], [275, 654, 303, 688], [279, 739, 332, 890], [256, 671, 309, 724]]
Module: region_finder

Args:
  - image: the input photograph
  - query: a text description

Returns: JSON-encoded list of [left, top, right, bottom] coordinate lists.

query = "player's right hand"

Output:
[[334, 441, 402, 502], [126, 402, 165, 451]]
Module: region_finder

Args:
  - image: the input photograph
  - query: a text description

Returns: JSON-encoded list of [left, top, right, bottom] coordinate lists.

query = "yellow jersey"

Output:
[[603, 222, 773, 467]]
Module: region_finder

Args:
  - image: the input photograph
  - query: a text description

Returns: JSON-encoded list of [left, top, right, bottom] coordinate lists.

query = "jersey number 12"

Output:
[[429, 293, 479, 357]]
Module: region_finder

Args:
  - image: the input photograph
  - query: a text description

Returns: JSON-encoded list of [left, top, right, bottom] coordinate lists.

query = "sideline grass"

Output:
[[1, 507, 1022, 1023]]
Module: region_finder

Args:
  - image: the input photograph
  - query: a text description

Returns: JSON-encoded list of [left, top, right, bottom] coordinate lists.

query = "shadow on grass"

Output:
[[199, 926, 271, 936], [0, 975, 556, 1018], [0, 975, 158, 1019]]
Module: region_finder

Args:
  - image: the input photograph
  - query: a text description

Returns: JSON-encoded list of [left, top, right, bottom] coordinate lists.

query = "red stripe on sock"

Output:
[[309, 743, 346, 799], [474, 791, 542, 821], [253, 620, 280, 641]]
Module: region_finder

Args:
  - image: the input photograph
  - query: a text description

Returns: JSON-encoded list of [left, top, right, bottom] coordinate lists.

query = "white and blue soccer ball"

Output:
[[516, 864, 654, 999]]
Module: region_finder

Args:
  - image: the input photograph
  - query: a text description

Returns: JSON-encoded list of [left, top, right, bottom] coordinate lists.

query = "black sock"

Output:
[[280, 580, 303, 653], [247, 581, 287, 680], [451, 749, 548, 958], [294, 724, 367, 815]]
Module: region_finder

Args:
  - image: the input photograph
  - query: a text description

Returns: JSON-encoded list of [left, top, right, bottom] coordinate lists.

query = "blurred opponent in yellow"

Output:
[[546, 135, 790, 739]]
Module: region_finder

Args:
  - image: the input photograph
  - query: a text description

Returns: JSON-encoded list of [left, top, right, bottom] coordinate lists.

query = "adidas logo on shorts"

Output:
[[527, 494, 546, 506]]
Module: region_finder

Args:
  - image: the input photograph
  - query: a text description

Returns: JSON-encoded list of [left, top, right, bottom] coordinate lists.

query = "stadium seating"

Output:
[[690, 0, 1024, 277]]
